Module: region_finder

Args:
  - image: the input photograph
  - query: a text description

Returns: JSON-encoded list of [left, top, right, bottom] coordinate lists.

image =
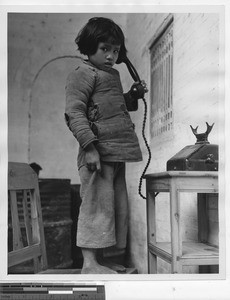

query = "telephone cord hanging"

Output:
[[138, 96, 152, 200]]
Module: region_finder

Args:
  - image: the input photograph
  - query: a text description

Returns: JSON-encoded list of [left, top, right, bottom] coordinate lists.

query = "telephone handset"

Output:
[[122, 56, 152, 200], [123, 56, 141, 82]]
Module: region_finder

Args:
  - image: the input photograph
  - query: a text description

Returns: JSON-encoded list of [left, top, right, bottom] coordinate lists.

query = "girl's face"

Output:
[[88, 42, 121, 68]]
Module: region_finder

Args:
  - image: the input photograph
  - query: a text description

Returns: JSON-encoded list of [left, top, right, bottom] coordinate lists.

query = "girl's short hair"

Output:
[[75, 17, 127, 64]]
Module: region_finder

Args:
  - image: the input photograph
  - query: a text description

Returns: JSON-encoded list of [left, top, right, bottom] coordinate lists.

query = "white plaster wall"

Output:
[[125, 13, 220, 273]]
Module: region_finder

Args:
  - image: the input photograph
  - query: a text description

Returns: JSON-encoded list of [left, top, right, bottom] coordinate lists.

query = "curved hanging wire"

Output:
[[27, 55, 82, 162]]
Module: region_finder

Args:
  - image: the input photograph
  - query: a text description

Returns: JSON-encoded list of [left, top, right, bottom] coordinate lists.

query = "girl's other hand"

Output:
[[84, 143, 101, 173]]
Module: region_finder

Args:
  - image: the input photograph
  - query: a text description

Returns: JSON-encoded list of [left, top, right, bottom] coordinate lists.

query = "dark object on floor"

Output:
[[39, 178, 73, 269]]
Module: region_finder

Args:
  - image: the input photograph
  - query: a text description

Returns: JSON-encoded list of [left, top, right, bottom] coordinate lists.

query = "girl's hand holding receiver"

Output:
[[130, 80, 148, 100]]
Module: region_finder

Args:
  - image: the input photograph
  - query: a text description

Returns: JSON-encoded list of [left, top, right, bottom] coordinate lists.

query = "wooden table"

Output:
[[144, 171, 218, 274]]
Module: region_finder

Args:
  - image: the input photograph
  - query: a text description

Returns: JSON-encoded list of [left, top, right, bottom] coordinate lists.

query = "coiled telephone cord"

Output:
[[138, 97, 152, 200], [123, 57, 151, 199]]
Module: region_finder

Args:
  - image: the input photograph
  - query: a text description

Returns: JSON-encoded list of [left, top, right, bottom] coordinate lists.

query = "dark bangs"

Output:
[[97, 27, 124, 46]]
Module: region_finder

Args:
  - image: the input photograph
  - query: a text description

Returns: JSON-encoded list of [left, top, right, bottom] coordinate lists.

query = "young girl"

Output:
[[65, 17, 147, 274]]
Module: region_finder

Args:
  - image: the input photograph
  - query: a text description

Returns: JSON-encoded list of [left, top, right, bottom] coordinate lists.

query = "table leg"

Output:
[[147, 191, 157, 273], [170, 181, 182, 273]]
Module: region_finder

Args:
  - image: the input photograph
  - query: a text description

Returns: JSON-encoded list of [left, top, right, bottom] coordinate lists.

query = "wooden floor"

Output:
[[41, 268, 138, 274]]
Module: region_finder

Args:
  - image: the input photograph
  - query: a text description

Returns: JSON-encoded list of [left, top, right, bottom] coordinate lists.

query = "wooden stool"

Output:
[[144, 171, 219, 274]]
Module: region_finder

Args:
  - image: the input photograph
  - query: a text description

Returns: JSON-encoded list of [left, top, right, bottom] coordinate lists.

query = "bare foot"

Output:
[[81, 263, 117, 274], [98, 258, 126, 273]]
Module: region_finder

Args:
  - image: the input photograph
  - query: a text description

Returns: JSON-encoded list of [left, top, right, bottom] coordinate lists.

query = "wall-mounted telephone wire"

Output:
[[124, 57, 152, 200], [28, 55, 82, 162]]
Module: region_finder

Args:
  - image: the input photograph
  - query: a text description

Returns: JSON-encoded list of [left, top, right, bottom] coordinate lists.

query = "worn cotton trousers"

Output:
[[77, 162, 128, 249]]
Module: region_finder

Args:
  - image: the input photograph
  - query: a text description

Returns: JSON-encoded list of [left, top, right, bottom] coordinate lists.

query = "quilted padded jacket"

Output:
[[65, 60, 142, 169]]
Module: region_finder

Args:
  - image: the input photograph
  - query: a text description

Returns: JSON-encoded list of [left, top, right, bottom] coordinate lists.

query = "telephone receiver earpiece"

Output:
[[122, 56, 141, 83]]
